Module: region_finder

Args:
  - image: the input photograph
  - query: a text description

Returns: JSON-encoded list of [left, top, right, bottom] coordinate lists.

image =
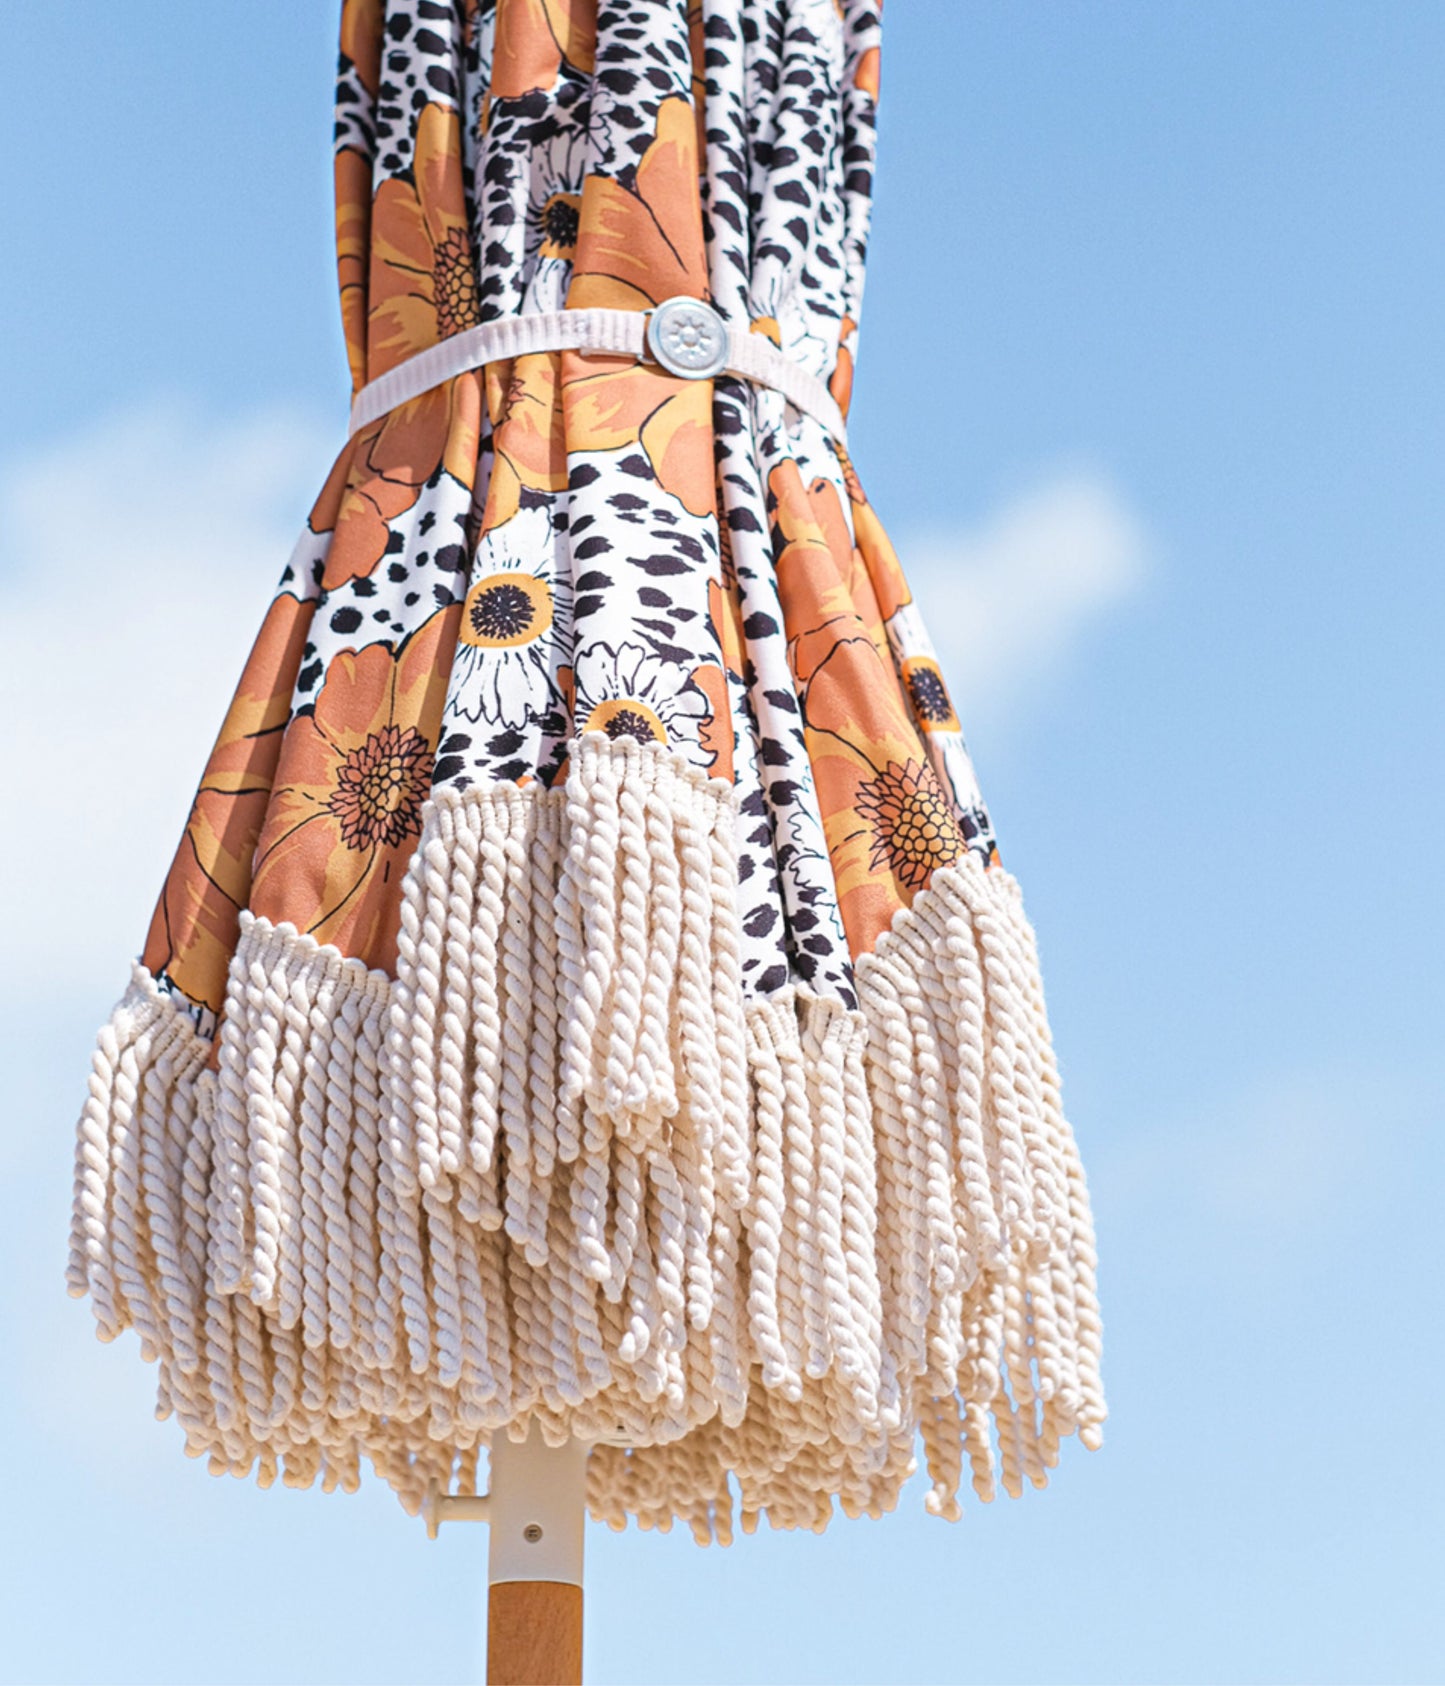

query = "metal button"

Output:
[[646, 295, 729, 379]]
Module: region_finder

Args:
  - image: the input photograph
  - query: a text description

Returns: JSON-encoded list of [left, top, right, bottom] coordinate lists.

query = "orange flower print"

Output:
[[768, 461, 966, 956], [560, 356, 715, 517], [842, 540, 892, 672], [477, 353, 569, 535], [367, 103, 480, 377], [489, 0, 597, 98], [849, 486, 912, 621], [142, 591, 317, 1015], [322, 374, 483, 591], [320, 101, 487, 589], [853, 759, 963, 892], [248, 607, 460, 974], [560, 97, 716, 517], [568, 96, 709, 315], [827, 447, 912, 624], [803, 470, 854, 562], [335, 145, 374, 396], [833, 439, 867, 507], [329, 724, 432, 848], [340, 0, 383, 90], [334, 1, 383, 389], [801, 470, 892, 671]]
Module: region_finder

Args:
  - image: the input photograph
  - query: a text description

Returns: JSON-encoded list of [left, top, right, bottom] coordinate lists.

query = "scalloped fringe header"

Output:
[[68, 732, 1104, 1542]]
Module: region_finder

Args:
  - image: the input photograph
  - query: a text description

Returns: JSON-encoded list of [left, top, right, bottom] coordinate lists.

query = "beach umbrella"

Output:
[[67, 1, 1106, 1679]]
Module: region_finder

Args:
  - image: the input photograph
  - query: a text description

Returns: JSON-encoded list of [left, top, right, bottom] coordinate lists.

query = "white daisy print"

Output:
[[447, 502, 573, 730], [572, 639, 710, 747], [523, 127, 589, 310]]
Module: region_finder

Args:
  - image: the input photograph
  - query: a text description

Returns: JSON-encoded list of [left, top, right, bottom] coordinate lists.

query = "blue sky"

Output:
[[2, 3, 1442, 1683]]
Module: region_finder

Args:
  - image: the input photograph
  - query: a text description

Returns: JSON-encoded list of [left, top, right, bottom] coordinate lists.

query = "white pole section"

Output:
[[484, 1426, 589, 1685], [487, 1424, 589, 1588]]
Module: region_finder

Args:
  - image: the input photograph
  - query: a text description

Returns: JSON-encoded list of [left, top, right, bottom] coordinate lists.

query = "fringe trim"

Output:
[[68, 732, 1104, 1540]]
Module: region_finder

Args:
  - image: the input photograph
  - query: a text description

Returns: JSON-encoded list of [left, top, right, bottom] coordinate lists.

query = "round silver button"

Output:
[[646, 295, 729, 379]]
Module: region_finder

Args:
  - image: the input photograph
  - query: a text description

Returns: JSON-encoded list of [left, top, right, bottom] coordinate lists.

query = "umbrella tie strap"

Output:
[[347, 296, 848, 445]]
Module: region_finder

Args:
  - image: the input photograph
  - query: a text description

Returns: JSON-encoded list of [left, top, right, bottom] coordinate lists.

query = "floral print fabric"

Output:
[[142, 0, 999, 1039]]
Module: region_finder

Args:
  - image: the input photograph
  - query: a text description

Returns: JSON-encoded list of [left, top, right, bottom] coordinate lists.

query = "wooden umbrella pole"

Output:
[[484, 1427, 588, 1686]]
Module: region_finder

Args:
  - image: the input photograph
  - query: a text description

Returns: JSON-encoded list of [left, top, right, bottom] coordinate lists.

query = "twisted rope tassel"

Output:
[[67, 738, 1104, 1538]]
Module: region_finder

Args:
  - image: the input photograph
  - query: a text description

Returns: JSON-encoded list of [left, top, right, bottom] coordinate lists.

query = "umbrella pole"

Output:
[[484, 1427, 588, 1686]]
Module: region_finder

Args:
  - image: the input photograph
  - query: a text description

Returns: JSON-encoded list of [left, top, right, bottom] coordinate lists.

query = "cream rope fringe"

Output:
[[68, 732, 1105, 1541]]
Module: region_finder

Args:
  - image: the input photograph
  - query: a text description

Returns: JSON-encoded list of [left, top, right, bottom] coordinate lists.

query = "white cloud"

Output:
[[0, 399, 334, 1000], [902, 468, 1150, 717]]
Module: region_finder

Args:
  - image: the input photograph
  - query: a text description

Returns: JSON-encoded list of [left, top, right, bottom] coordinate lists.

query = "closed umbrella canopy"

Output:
[[69, 0, 1105, 1543]]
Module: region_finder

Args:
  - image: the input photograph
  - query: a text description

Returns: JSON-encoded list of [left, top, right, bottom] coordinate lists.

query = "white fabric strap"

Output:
[[347, 305, 849, 444]]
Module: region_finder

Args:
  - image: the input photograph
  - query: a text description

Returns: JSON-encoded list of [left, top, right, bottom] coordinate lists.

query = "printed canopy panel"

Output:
[[69, 0, 1105, 1541]]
